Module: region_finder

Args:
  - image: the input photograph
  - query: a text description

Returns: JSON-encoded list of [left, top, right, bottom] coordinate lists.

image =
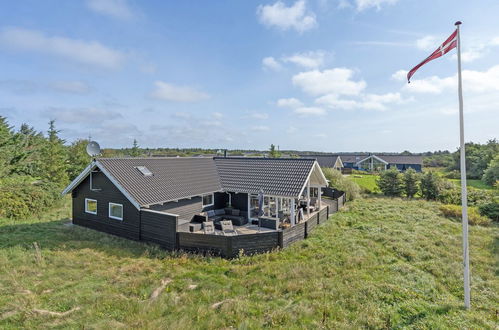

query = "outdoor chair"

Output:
[[203, 221, 215, 235], [220, 220, 237, 236]]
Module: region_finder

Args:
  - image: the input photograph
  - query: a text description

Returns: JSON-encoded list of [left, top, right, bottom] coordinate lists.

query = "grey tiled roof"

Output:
[[302, 154, 423, 165], [214, 157, 315, 197], [97, 158, 222, 206], [373, 155, 423, 165], [301, 155, 341, 168]]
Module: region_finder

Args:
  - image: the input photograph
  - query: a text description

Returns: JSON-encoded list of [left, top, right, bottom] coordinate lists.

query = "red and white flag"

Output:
[[407, 29, 458, 82]]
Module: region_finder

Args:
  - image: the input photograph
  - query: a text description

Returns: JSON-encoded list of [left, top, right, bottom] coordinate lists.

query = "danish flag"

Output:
[[407, 29, 458, 82]]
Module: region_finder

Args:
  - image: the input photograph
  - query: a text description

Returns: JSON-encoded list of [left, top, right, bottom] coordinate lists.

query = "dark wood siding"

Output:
[[281, 221, 306, 248], [72, 171, 140, 240], [150, 197, 204, 222], [177, 232, 279, 258], [140, 209, 178, 249], [177, 232, 229, 256], [214, 192, 248, 211], [230, 233, 279, 256]]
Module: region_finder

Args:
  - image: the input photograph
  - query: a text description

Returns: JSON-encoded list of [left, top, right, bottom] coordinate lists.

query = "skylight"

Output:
[[136, 166, 153, 176]]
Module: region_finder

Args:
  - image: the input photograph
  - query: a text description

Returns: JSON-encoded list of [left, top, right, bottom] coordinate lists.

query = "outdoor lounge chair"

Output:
[[203, 221, 215, 235], [220, 220, 237, 236]]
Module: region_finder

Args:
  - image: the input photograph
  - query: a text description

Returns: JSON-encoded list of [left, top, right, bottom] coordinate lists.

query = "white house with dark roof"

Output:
[[62, 157, 334, 256], [303, 154, 423, 172]]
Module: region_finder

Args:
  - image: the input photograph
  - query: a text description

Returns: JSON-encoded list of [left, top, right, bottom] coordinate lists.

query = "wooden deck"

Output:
[[176, 192, 346, 258]]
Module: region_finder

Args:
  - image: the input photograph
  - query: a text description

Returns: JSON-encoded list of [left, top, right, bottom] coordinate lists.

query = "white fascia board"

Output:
[[356, 155, 388, 166], [61, 161, 96, 195]]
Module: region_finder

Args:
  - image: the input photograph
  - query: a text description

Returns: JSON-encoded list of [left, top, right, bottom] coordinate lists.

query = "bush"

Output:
[[0, 176, 61, 219], [420, 172, 440, 200], [478, 202, 499, 222], [482, 154, 499, 186], [443, 170, 461, 179], [439, 204, 491, 226], [322, 167, 360, 201], [436, 179, 497, 206], [403, 168, 419, 198], [377, 168, 403, 196]]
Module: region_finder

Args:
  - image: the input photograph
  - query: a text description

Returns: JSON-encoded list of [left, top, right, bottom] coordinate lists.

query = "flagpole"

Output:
[[455, 21, 471, 310]]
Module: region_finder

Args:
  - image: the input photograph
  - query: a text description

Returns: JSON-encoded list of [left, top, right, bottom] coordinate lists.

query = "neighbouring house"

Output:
[[303, 154, 422, 172], [62, 157, 345, 257]]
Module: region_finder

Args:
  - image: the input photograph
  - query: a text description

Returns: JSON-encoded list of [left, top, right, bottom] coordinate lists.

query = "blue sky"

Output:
[[0, 0, 498, 152]]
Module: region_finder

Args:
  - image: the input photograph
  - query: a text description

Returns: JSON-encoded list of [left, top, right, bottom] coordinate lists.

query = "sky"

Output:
[[0, 0, 498, 152]]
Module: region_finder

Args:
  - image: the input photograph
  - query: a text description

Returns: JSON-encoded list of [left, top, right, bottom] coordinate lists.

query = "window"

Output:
[[202, 193, 214, 207], [135, 166, 153, 176], [85, 198, 97, 215], [109, 203, 123, 220], [310, 187, 319, 198]]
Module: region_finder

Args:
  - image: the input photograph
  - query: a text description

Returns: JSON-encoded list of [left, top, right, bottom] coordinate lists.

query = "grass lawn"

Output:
[[1, 198, 498, 328], [349, 174, 380, 193], [450, 179, 497, 190]]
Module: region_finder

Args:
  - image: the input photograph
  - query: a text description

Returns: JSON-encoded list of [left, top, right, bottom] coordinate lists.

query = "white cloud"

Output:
[[314, 133, 327, 138], [391, 69, 407, 81], [172, 112, 191, 119], [317, 92, 405, 111], [294, 106, 326, 116], [355, 0, 398, 11], [277, 97, 303, 108], [212, 112, 223, 119], [292, 68, 366, 96], [287, 125, 297, 133], [256, 0, 317, 33], [44, 107, 121, 124], [250, 112, 269, 120], [282, 50, 327, 69], [86, 0, 134, 19], [150, 81, 210, 102], [400, 65, 499, 94], [415, 35, 439, 51], [0, 79, 91, 94], [49, 81, 91, 94], [0, 27, 125, 69], [262, 56, 282, 71], [251, 125, 270, 131]]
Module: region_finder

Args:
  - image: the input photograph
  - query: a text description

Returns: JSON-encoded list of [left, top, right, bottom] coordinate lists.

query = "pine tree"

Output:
[[403, 168, 419, 198], [10, 123, 45, 176], [377, 168, 403, 196], [420, 171, 440, 200], [67, 139, 91, 180], [41, 120, 68, 186], [269, 144, 281, 158], [0, 116, 15, 177], [130, 139, 140, 157]]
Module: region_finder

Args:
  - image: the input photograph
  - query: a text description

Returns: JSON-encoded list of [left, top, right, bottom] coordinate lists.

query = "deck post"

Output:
[[306, 180, 310, 218], [318, 186, 322, 210], [290, 198, 295, 226]]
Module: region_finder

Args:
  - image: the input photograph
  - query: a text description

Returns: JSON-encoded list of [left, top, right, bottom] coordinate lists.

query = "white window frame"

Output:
[[85, 198, 97, 215], [108, 202, 123, 221], [202, 193, 214, 207]]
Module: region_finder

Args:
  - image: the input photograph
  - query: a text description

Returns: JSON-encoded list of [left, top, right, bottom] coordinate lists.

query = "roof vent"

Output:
[[136, 166, 153, 176]]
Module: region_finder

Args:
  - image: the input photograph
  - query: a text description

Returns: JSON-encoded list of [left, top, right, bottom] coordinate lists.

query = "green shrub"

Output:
[[403, 168, 419, 198], [478, 202, 499, 222], [420, 172, 440, 200], [436, 179, 497, 206], [482, 154, 499, 186], [377, 168, 403, 196], [439, 204, 491, 226], [0, 176, 61, 219], [322, 167, 360, 201]]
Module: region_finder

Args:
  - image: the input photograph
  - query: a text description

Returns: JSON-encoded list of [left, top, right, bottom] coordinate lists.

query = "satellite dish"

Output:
[[86, 141, 101, 157]]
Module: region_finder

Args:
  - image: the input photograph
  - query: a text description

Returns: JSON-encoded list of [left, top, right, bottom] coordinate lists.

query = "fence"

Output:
[[177, 191, 346, 258]]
